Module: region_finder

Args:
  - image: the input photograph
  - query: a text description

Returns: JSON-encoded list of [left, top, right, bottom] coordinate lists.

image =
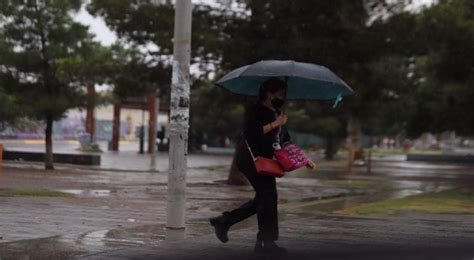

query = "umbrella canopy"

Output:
[[215, 60, 354, 101]]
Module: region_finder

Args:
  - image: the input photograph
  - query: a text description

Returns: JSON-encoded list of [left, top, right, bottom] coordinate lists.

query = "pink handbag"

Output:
[[274, 142, 309, 172]]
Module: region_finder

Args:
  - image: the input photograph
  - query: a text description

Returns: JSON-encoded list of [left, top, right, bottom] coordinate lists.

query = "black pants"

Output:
[[220, 155, 279, 241]]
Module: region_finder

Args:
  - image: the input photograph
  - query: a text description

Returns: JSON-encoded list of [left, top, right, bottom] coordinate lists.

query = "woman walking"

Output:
[[209, 78, 316, 254]]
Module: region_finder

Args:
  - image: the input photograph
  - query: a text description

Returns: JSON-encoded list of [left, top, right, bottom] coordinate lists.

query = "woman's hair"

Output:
[[258, 78, 287, 101]]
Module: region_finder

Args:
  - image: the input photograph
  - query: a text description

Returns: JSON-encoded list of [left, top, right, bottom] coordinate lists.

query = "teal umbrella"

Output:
[[215, 60, 354, 105]]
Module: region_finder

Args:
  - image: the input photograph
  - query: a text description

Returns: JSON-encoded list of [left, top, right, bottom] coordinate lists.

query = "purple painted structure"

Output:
[[0, 117, 129, 141]]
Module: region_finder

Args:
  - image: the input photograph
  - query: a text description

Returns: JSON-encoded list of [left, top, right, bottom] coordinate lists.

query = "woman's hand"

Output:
[[273, 113, 288, 127], [305, 160, 316, 171]]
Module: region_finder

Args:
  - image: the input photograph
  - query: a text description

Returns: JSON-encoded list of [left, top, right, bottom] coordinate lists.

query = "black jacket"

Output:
[[236, 101, 291, 164]]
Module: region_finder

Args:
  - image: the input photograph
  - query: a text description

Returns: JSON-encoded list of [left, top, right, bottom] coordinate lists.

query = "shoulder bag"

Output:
[[244, 138, 285, 178]]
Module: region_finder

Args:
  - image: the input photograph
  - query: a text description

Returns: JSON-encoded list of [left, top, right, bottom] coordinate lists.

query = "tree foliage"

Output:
[[0, 0, 99, 169], [87, 0, 224, 102], [406, 0, 474, 136]]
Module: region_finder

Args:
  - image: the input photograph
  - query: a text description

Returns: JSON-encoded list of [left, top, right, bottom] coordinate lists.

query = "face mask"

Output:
[[271, 97, 285, 110]]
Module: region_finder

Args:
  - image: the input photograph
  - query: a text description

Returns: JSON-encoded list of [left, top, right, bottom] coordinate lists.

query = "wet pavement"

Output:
[[0, 147, 473, 259], [80, 214, 474, 260], [1, 213, 473, 259]]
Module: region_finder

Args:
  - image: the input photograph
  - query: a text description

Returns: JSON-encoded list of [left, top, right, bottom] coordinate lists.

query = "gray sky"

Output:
[[74, 4, 118, 46]]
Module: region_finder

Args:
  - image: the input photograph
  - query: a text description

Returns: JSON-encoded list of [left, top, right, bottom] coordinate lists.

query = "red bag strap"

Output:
[[244, 139, 257, 161]]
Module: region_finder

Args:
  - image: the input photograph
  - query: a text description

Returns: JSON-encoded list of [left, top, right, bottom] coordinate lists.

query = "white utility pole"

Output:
[[166, 0, 192, 241]]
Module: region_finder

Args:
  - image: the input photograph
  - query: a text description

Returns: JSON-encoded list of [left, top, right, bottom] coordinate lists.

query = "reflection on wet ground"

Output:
[[0, 236, 86, 259], [281, 159, 474, 217], [57, 189, 113, 197], [385, 180, 456, 199], [0, 220, 218, 259]]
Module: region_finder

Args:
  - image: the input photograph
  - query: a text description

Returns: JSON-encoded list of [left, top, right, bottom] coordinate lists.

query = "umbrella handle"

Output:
[[273, 142, 281, 150], [332, 93, 343, 108]]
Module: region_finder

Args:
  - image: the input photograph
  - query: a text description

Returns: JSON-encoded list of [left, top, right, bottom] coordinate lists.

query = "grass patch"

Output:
[[290, 160, 346, 178], [89, 168, 157, 173], [75, 143, 103, 153], [280, 196, 353, 211], [320, 160, 347, 167], [337, 148, 407, 158], [335, 190, 474, 216], [408, 150, 443, 155], [0, 189, 74, 198], [319, 179, 378, 189], [371, 148, 405, 157]]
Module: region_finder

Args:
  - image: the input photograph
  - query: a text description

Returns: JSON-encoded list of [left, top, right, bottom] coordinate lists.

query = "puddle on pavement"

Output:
[[386, 180, 456, 199], [277, 179, 458, 215], [0, 221, 218, 259], [57, 189, 112, 197], [284, 159, 472, 215], [0, 236, 86, 259], [290, 159, 474, 180]]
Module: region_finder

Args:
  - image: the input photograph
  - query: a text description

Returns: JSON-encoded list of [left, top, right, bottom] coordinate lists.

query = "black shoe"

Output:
[[254, 240, 288, 255], [209, 216, 229, 243], [254, 240, 264, 254]]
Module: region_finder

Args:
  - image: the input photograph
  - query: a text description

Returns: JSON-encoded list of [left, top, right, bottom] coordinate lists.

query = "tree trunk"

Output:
[[44, 116, 54, 170], [325, 135, 338, 160], [226, 135, 249, 186], [227, 154, 249, 186], [347, 115, 362, 150], [86, 83, 95, 142], [346, 115, 362, 174]]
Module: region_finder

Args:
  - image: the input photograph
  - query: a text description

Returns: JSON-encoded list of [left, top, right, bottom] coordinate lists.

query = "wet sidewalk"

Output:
[[2, 212, 473, 260]]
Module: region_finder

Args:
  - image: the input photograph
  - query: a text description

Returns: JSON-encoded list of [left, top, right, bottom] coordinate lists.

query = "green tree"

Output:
[[406, 0, 474, 136], [0, 0, 97, 169], [56, 42, 116, 86], [372, 0, 474, 138], [0, 86, 17, 124], [218, 0, 414, 156], [0, 30, 20, 124], [87, 1, 223, 104]]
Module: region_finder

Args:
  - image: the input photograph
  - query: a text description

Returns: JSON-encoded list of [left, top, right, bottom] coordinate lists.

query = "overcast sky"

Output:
[[74, 0, 436, 47]]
